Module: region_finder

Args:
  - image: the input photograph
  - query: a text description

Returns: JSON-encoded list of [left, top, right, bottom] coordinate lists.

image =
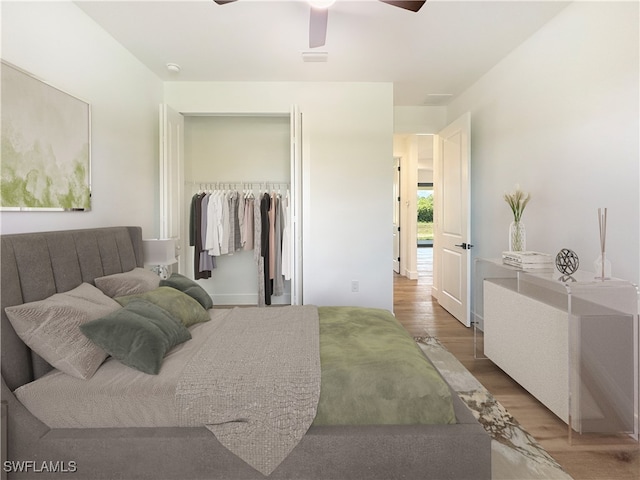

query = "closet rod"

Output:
[[187, 180, 289, 189], [187, 180, 289, 184]]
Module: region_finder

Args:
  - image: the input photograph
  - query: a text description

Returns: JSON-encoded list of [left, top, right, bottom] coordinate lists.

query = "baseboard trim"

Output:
[[404, 269, 419, 280], [212, 293, 291, 306]]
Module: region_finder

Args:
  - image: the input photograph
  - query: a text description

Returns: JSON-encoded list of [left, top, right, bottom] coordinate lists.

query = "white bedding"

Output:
[[14, 309, 230, 428]]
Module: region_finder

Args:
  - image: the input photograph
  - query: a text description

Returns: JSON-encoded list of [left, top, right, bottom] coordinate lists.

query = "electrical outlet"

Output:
[[351, 280, 359, 293]]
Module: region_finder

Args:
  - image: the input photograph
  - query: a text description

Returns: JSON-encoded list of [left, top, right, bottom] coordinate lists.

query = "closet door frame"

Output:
[[159, 105, 303, 305], [290, 105, 302, 305], [159, 104, 184, 272]]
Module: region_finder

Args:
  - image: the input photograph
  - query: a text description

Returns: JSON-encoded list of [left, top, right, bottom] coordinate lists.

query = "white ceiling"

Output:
[[76, 0, 570, 106]]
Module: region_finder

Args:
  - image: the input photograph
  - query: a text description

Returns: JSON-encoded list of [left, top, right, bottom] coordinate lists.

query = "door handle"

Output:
[[454, 242, 474, 250]]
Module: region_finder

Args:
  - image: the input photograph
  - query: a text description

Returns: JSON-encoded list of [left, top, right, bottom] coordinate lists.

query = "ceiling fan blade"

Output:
[[378, 1, 426, 13], [213, 0, 237, 5], [309, 7, 329, 48]]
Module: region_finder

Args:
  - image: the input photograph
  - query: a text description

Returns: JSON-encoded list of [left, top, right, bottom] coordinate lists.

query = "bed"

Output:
[[1, 226, 490, 479]]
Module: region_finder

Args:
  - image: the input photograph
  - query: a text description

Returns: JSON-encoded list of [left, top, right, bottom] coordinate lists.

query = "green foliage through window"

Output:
[[417, 195, 433, 222]]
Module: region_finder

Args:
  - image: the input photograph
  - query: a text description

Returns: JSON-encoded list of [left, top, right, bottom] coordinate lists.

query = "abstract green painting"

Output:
[[1, 62, 91, 211]]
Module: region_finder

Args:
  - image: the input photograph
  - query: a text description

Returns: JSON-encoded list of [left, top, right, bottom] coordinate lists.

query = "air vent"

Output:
[[302, 52, 329, 63], [423, 93, 453, 105]]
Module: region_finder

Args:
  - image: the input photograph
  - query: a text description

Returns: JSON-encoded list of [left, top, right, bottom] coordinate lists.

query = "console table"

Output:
[[474, 258, 639, 441]]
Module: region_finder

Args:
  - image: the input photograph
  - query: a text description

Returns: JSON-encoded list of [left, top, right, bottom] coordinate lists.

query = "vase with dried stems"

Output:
[[504, 185, 530, 252]]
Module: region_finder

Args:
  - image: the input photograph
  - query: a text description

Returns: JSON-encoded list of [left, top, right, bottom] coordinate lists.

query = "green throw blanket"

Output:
[[313, 306, 456, 426]]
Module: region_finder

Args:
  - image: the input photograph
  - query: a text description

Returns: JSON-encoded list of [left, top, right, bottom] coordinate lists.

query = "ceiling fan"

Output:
[[213, 1, 426, 48]]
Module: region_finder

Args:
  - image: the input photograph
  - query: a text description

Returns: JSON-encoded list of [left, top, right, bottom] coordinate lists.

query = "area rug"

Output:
[[415, 334, 574, 480]]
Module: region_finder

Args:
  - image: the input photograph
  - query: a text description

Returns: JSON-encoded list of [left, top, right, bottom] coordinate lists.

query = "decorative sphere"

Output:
[[555, 248, 579, 275]]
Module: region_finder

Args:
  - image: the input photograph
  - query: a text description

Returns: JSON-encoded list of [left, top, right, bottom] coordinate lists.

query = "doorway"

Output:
[[391, 134, 434, 283], [392, 113, 471, 326], [417, 182, 434, 248], [417, 182, 434, 284], [159, 105, 303, 307]]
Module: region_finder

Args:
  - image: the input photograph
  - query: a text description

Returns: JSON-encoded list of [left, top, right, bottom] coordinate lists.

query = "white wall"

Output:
[[394, 106, 447, 135], [164, 82, 395, 311], [447, 1, 639, 286], [1, 1, 162, 237]]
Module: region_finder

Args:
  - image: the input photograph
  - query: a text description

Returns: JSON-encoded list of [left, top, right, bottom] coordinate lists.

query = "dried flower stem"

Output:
[[504, 186, 530, 223], [598, 207, 607, 279]]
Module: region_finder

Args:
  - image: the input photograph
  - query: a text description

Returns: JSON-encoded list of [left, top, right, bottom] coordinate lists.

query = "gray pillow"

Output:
[[80, 299, 192, 375], [94, 267, 160, 298], [4, 283, 121, 379], [160, 273, 213, 310], [115, 286, 210, 328]]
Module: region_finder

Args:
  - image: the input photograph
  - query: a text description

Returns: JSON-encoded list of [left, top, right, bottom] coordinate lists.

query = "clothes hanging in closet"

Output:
[[243, 196, 255, 251], [272, 192, 285, 297], [260, 192, 272, 305], [204, 191, 223, 257], [189, 187, 289, 306], [189, 192, 213, 280], [253, 193, 265, 307]]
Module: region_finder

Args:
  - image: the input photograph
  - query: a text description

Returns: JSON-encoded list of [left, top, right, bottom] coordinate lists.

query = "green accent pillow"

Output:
[[115, 286, 210, 327], [80, 299, 191, 375], [160, 273, 213, 310]]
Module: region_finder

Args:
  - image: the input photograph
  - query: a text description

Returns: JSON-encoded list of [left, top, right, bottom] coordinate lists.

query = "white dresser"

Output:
[[474, 258, 639, 439]]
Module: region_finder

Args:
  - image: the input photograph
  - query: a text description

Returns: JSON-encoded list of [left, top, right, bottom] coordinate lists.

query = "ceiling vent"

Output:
[[423, 93, 453, 106], [302, 52, 329, 63]]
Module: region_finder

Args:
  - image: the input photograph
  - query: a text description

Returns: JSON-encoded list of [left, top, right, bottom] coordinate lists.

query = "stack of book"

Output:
[[502, 251, 554, 271]]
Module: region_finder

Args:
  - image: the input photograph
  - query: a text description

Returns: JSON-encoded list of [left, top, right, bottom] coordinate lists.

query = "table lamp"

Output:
[[143, 238, 177, 279]]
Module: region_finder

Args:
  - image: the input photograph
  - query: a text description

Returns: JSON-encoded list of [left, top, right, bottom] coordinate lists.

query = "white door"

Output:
[[392, 157, 401, 274], [159, 104, 184, 272], [290, 105, 303, 305], [433, 112, 471, 326]]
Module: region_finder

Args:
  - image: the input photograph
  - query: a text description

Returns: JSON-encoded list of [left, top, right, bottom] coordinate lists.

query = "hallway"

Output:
[[393, 247, 457, 340]]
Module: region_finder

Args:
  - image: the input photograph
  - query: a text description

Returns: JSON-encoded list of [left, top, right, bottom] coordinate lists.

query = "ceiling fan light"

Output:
[[308, 0, 336, 9]]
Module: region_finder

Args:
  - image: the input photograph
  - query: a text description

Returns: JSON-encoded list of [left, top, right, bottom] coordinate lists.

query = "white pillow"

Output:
[[5, 283, 121, 380], [94, 267, 160, 298]]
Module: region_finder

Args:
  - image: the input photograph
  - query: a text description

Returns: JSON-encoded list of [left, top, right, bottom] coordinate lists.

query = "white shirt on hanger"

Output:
[[205, 190, 223, 257]]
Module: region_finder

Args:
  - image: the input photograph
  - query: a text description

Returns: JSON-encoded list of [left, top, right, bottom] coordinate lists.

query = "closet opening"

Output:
[[182, 113, 297, 307]]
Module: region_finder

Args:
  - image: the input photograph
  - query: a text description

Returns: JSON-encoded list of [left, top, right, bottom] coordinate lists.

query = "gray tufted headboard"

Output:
[[1, 226, 144, 392]]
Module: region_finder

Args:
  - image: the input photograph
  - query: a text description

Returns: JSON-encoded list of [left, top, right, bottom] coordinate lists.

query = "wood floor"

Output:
[[393, 248, 640, 480]]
